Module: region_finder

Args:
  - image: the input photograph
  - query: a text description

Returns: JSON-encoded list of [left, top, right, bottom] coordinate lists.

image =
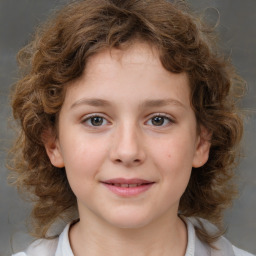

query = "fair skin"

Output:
[[45, 43, 210, 256]]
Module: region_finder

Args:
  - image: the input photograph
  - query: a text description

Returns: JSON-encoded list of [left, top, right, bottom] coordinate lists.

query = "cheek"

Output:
[[61, 136, 109, 178], [62, 137, 109, 198], [150, 134, 195, 179]]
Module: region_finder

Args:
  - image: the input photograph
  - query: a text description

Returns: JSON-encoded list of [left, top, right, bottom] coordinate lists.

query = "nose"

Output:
[[109, 123, 146, 167]]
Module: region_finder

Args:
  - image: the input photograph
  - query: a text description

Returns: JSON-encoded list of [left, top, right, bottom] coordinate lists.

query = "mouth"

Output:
[[101, 178, 155, 197], [105, 183, 151, 188]]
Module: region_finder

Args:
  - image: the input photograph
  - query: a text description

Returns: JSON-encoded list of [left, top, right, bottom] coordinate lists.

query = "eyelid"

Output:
[[81, 113, 111, 127], [147, 112, 174, 120], [80, 112, 175, 128], [145, 113, 175, 126]]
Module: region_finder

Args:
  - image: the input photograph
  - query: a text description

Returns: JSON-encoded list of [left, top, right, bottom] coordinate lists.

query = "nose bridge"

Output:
[[110, 120, 145, 166]]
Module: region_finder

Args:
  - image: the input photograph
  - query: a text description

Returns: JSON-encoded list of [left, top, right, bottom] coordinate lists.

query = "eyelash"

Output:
[[81, 114, 109, 127], [81, 113, 174, 128], [146, 113, 174, 127]]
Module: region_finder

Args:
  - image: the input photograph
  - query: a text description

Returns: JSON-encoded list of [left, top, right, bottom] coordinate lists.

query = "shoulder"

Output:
[[12, 237, 58, 256], [183, 217, 255, 256], [233, 246, 255, 256], [12, 222, 74, 256], [215, 235, 255, 256]]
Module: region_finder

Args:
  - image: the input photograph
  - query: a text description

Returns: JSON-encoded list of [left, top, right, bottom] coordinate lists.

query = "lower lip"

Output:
[[102, 183, 154, 197]]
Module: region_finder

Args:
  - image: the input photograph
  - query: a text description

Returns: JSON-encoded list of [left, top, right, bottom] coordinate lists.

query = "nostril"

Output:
[[114, 158, 141, 164]]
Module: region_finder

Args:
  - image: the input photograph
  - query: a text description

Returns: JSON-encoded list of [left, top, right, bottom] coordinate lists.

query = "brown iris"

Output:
[[91, 117, 104, 126], [152, 116, 165, 126]]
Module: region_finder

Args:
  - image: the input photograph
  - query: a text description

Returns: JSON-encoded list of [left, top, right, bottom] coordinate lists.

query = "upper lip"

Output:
[[102, 178, 154, 185]]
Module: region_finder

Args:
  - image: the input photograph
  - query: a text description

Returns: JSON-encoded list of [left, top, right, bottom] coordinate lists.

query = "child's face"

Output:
[[45, 42, 210, 229]]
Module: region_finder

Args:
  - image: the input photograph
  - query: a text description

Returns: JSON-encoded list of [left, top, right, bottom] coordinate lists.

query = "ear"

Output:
[[42, 129, 65, 168], [192, 125, 211, 168]]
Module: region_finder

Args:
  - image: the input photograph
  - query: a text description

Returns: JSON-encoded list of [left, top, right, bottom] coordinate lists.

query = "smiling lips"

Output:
[[102, 178, 155, 197]]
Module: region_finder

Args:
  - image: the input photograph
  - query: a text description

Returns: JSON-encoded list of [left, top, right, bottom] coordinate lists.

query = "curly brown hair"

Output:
[[9, 0, 244, 245]]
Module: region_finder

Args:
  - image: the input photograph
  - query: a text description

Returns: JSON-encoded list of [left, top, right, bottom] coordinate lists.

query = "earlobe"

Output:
[[192, 126, 211, 168], [42, 129, 65, 168]]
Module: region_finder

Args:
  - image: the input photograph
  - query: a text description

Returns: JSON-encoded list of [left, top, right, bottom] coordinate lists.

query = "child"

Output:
[[9, 0, 254, 255]]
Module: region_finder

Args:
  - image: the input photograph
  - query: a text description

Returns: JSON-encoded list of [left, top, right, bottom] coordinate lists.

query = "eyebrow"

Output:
[[71, 98, 111, 108], [140, 98, 185, 109], [70, 98, 186, 109]]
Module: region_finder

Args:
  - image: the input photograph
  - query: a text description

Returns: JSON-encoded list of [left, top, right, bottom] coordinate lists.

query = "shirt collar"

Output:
[[55, 217, 204, 256]]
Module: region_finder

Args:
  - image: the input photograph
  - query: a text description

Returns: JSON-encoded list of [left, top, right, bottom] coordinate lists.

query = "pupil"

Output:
[[152, 116, 164, 126], [92, 117, 103, 126]]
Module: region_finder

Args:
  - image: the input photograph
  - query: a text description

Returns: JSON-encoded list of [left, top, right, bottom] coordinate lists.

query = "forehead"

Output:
[[86, 42, 160, 70], [64, 42, 191, 111]]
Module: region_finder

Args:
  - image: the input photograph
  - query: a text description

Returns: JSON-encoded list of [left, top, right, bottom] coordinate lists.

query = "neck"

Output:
[[69, 210, 187, 256]]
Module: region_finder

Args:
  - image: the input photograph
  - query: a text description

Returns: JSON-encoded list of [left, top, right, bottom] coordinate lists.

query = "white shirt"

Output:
[[12, 217, 255, 256]]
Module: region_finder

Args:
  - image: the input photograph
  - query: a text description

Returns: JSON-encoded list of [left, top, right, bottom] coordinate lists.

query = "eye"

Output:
[[146, 114, 173, 127], [82, 115, 108, 127]]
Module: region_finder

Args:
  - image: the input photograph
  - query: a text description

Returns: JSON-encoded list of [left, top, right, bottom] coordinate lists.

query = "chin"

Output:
[[104, 210, 155, 229]]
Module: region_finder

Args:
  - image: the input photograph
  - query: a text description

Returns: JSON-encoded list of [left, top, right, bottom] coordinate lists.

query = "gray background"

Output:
[[0, 0, 255, 255]]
